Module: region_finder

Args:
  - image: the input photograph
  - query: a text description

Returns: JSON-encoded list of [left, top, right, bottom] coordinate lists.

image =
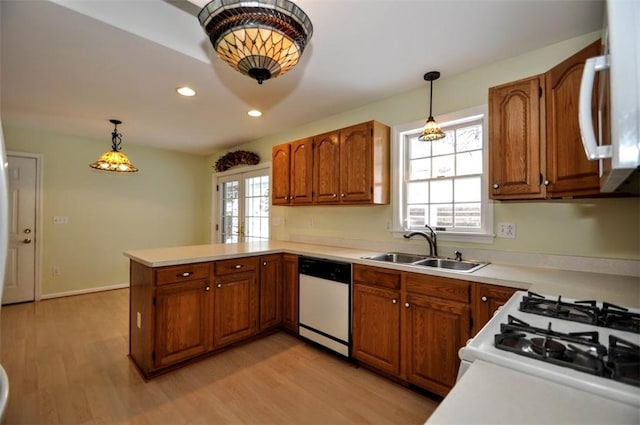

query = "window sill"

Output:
[[390, 229, 495, 245]]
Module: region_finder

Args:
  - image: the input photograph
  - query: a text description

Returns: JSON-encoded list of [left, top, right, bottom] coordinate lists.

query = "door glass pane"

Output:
[[244, 175, 269, 241], [221, 180, 239, 243]]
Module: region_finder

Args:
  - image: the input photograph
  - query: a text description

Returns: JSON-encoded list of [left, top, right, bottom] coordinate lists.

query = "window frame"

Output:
[[391, 105, 494, 244]]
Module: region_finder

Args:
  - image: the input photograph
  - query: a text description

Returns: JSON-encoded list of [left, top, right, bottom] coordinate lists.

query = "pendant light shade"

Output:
[[418, 71, 446, 142], [90, 119, 138, 173], [198, 0, 313, 85]]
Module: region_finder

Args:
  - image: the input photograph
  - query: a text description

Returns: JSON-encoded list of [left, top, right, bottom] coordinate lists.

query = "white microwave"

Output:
[[579, 0, 639, 194]]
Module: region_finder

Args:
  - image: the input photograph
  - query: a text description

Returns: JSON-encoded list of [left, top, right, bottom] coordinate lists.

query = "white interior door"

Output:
[[3, 155, 37, 304], [217, 169, 269, 243]]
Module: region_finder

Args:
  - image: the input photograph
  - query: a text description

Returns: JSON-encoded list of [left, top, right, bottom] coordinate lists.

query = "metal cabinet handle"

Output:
[[263, 262, 267, 266], [481, 296, 488, 302], [493, 183, 500, 189], [405, 302, 410, 308], [392, 299, 397, 304], [217, 283, 222, 288], [341, 193, 345, 197], [544, 180, 550, 186], [234, 264, 243, 269], [332, 193, 337, 198], [23, 238, 32, 244], [205, 286, 210, 291], [177, 271, 193, 278]]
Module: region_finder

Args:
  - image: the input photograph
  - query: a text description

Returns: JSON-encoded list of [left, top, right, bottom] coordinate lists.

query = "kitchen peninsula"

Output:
[[125, 241, 640, 383]]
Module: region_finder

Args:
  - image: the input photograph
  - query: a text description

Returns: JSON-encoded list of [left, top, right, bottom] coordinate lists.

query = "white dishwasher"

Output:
[[298, 256, 352, 357]]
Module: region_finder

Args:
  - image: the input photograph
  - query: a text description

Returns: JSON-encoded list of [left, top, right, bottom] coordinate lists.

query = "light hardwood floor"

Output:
[[1, 289, 438, 424]]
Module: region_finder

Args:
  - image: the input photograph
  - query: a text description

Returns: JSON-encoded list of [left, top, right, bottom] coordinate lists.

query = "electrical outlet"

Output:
[[497, 222, 516, 238], [52, 266, 61, 276]]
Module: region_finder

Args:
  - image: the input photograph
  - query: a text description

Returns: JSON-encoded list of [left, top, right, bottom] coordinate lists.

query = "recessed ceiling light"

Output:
[[248, 109, 262, 117], [176, 86, 196, 97]]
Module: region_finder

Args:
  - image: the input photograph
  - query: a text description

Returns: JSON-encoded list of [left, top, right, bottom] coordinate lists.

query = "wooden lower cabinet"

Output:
[[282, 254, 299, 333], [472, 283, 518, 335], [404, 293, 470, 395], [213, 270, 259, 348], [352, 283, 401, 375], [352, 264, 471, 397], [259, 254, 283, 331], [154, 279, 212, 368]]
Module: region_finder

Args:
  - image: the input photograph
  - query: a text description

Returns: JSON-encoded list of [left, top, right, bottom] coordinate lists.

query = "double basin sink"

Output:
[[363, 252, 488, 273]]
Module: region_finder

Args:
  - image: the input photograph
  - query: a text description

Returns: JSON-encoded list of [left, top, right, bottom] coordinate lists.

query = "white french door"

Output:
[[217, 168, 270, 243]]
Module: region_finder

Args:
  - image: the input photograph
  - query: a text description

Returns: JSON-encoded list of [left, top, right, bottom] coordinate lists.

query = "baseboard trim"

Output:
[[40, 283, 129, 300]]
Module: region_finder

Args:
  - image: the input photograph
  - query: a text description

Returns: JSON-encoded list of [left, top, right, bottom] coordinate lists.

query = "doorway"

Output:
[[3, 153, 41, 304], [215, 167, 270, 243]]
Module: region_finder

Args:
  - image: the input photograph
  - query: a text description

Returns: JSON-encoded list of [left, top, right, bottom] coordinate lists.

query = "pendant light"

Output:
[[89, 119, 138, 172], [198, 0, 313, 85], [418, 71, 446, 142]]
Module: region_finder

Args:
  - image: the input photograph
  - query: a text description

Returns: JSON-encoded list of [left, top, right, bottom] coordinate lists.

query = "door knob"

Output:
[[24, 228, 31, 234], [23, 238, 32, 244]]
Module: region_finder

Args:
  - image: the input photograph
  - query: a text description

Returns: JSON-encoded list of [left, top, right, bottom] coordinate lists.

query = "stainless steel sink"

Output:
[[413, 257, 488, 273], [363, 252, 429, 264], [363, 252, 488, 273]]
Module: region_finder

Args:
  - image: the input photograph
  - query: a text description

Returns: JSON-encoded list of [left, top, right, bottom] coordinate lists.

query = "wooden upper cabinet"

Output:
[[271, 143, 291, 205], [272, 120, 390, 206], [489, 40, 604, 200], [489, 75, 544, 199], [313, 130, 341, 203], [545, 40, 601, 197]]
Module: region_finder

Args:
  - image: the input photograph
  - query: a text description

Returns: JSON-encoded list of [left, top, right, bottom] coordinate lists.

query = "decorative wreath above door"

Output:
[[214, 150, 260, 172]]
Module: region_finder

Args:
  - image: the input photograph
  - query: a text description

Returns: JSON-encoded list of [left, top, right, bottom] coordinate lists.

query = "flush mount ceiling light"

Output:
[[176, 86, 196, 96], [89, 119, 139, 173], [418, 71, 446, 142], [198, 0, 313, 85], [247, 109, 262, 117]]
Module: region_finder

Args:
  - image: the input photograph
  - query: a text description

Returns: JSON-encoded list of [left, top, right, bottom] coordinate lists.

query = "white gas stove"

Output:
[[458, 290, 640, 407]]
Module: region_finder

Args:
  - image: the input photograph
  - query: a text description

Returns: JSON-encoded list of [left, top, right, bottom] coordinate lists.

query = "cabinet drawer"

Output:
[[215, 257, 258, 276], [353, 264, 401, 290], [155, 262, 211, 286], [405, 273, 469, 303]]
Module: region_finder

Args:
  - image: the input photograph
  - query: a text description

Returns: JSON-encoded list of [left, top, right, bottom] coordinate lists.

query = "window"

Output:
[[216, 167, 270, 243], [393, 106, 493, 243]]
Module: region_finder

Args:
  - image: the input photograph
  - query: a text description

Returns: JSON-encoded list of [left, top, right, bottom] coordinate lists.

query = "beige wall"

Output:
[[4, 126, 211, 296], [209, 31, 640, 260]]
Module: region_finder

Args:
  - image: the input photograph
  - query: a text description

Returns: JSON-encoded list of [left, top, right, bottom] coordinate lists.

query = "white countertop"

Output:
[[426, 360, 640, 425], [124, 240, 640, 307]]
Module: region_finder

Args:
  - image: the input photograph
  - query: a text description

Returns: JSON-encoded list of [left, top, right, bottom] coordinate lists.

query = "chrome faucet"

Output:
[[403, 225, 438, 257]]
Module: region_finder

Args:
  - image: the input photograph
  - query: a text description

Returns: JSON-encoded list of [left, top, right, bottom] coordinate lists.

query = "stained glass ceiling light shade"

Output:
[[89, 119, 139, 173], [419, 71, 446, 142], [198, 0, 313, 84]]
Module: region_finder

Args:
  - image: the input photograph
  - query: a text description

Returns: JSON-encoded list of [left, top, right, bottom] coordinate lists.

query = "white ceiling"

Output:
[[0, 0, 604, 155]]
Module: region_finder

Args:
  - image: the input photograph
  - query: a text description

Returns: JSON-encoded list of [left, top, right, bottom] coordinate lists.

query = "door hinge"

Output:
[[539, 173, 543, 186], [539, 86, 543, 98], [469, 316, 474, 332], [215, 224, 219, 231], [216, 184, 219, 192], [370, 128, 373, 137], [152, 351, 156, 361], [153, 297, 156, 306]]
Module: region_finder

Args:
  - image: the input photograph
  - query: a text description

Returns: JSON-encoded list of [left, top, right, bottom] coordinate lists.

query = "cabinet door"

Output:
[[213, 271, 258, 347], [472, 283, 517, 336], [404, 294, 470, 397], [352, 283, 401, 376], [282, 254, 299, 333], [313, 131, 341, 203], [272, 143, 291, 205], [545, 40, 601, 197], [489, 76, 544, 199], [154, 279, 211, 368], [290, 138, 314, 204], [340, 122, 373, 203], [259, 254, 282, 330]]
